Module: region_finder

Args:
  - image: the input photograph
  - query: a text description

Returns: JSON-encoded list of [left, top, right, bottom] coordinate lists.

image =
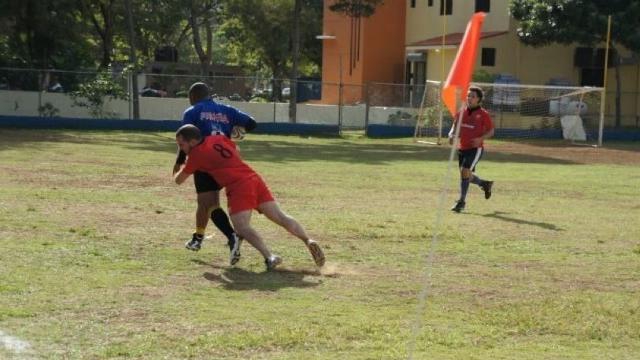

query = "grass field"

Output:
[[1, 129, 639, 359]]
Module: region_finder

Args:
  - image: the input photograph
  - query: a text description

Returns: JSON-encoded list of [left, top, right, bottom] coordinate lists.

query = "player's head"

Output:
[[467, 86, 484, 108], [188, 82, 209, 105], [175, 124, 202, 154]]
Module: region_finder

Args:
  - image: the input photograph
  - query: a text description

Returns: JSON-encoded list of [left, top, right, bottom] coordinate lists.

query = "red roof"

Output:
[[407, 31, 508, 47]]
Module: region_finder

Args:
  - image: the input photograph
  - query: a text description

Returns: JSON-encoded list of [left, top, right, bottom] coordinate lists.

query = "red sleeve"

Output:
[[483, 111, 494, 131]]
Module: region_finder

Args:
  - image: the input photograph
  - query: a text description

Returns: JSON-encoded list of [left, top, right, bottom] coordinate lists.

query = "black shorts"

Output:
[[193, 171, 222, 193], [458, 147, 484, 172]]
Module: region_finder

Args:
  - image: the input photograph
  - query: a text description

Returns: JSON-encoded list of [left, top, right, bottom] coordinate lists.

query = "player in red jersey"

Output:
[[173, 124, 325, 271], [448, 86, 495, 213]]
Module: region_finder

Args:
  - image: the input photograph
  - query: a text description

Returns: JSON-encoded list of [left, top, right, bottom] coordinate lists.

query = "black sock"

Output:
[[211, 208, 236, 240], [460, 178, 470, 202], [470, 175, 484, 185]]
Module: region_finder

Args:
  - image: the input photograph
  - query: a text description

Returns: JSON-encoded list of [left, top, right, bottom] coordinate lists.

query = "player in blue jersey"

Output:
[[172, 82, 257, 265]]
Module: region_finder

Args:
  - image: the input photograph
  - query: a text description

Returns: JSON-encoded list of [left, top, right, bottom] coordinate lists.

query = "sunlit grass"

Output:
[[0, 129, 638, 359]]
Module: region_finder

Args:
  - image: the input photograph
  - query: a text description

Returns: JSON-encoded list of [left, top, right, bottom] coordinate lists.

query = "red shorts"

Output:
[[225, 175, 275, 215]]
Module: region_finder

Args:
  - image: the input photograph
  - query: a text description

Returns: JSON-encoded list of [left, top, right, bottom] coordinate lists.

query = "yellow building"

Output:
[[404, 0, 640, 126], [320, 0, 640, 126]]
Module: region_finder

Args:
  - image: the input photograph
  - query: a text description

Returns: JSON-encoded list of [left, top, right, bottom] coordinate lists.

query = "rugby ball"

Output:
[[231, 126, 246, 141]]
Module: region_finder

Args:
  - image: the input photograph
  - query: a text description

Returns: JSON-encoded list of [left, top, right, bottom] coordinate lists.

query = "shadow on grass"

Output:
[[3, 128, 626, 165], [193, 260, 321, 291], [470, 211, 564, 231]]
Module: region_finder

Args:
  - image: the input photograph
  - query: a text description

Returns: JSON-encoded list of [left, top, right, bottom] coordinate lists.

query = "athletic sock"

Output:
[[470, 175, 484, 185], [211, 208, 236, 240], [195, 228, 206, 237], [460, 178, 470, 202]]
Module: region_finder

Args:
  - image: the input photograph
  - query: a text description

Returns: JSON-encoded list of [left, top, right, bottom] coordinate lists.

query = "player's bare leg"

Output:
[[258, 201, 325, 267], [230, 210, 280, 270], [197, 191, 219, 232]]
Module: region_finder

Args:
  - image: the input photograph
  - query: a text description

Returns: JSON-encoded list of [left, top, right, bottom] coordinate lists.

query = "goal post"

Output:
[[414, 80, 605, 146], [413, 80, 445, 144]]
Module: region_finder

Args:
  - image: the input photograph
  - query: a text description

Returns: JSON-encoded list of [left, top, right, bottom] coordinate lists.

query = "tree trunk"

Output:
[[288, 0, 302, 123], [99, 1, 114, 69], [189, 1, 210, 77], [202, 15, 213, 77], [125, 0, 140, 120], [271, 75, 283, 103]]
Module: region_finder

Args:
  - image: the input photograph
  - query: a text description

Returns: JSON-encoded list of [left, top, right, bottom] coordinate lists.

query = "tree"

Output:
[[220, 0, 322, 98], [510, 0, 640, 127], [188, 0, 223, 76], [79, 0, 121, 70], [289, 0, 302, 122], [0, 0, 92, 70], [329, 0, 383, 17], [69, 65, 129, 119], [222, 0, 297, 102]]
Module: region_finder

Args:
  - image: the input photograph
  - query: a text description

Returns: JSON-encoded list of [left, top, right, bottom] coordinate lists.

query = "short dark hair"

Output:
[[469, 85, 484, 101], [188, 82, 209, 101], [176, 124, 202, 142]]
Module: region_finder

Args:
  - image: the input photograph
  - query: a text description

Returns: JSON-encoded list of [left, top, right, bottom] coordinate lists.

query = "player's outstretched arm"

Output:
[[174, 169, 191, 185], [173, 148, 187, 175], [244, 118, 257, 132]]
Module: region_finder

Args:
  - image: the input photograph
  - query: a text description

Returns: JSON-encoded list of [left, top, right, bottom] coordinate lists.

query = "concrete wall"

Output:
[[0, 90, 375, 128]]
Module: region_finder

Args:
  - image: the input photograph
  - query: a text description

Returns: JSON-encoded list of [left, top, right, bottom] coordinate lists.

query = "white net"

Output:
[[414, 81, 605, 145], [413, 80, 446, 144]]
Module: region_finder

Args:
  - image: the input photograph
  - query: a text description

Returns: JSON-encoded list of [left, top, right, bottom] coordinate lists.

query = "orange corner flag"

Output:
[[442, 12, 487, 116]]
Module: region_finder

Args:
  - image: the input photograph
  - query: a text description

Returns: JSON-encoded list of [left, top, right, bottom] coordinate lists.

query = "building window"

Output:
[[481, 48, 496, 66], [580, 69, 604, 87], [428, 0, 434, 6], [410, 0, 416, 8], [475, 0, 490, 13], [440, 0, 452, 15]]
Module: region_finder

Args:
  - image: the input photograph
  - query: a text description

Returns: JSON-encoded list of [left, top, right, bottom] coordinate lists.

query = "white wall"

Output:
[[0, 90, 400, 127]]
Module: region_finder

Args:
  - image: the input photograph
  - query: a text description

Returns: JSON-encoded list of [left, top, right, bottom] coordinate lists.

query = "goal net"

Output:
[[414, 81, 605, 146]]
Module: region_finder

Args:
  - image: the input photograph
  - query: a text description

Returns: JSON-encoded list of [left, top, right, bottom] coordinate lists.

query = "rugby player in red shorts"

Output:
[[173, 124, 325, 271], [448, 86, 495, 213]]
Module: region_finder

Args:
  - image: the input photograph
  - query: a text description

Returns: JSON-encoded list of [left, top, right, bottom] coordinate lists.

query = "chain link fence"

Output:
[[1, 68, 639, 134]]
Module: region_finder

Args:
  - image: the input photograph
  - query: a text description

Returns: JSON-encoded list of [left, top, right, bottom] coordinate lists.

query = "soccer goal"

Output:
[[414, 81, 605, 146], [413, 80, 446, 144]]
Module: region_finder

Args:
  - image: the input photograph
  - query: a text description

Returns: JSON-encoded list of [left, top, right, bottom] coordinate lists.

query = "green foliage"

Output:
[[0, 0, 323, 80], [37, 102, 60, 118], [473, 69, 497, 83], [510, 0, 640, 51], [69, 67, 129, 119], [329, 0, 384, 17], [220, 0, 322, 78], [387, 110, 414, 126], [388, 106, 439, 127], [0, 0, 93, 69]]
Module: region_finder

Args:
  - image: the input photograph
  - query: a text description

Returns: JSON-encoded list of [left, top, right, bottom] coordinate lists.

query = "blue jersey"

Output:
[[182, 99, 254, 138]]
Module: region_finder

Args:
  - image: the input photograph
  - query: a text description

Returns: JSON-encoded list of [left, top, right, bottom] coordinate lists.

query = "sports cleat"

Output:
[[265, 255, 282, 271], [306, 240, 325, 267], [481, 181, 494, 200], [451, 200, 466, 213], [185, 233, 204, 251], [228, 233, 242, 266]]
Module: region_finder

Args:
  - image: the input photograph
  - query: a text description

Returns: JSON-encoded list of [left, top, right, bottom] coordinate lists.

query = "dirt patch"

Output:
[[492, 141, 640, 165]]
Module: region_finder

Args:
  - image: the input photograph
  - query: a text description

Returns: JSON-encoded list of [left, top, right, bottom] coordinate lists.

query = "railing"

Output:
[[1, 68, 639, 134]]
